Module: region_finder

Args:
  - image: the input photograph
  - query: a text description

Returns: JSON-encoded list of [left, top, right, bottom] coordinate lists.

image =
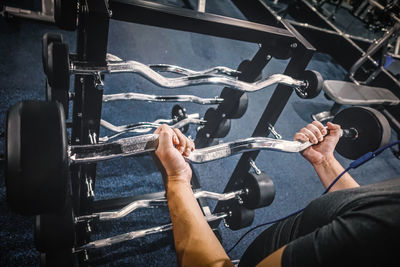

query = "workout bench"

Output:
[[312, 80, 400, 122]]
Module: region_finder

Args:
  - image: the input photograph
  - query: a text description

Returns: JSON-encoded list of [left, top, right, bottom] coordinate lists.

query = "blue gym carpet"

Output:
[[1, 0, 400, 266]]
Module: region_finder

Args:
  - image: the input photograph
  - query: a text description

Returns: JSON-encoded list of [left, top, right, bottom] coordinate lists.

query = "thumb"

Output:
[[327, 122, 342, 139]]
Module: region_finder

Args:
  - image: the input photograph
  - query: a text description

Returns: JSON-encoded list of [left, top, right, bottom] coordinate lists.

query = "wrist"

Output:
[[165, 176, 191, 192], [311, 154, 337, 168], [165, 179, 192, 197]]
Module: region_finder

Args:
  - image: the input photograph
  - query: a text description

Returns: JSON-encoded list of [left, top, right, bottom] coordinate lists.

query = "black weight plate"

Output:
[[54, 0, 78, 31], [216, 59, 254, 119], [35, 197, 75, 252], [5, 101, 69, 215], [42, 33, 63, 75], [242, 172, 275, 210], [171, 104, 189, 133], [218, 87, 248, 119], [226, 204, 255, 230], [214, 118, 231, 138], [296, 70, 323, 99], [47, 42, 70, 91], [332, 106, 391, 160], [237, 59, 262, 82], [203, 108, 231, 138], [194, 127, 216, 149]]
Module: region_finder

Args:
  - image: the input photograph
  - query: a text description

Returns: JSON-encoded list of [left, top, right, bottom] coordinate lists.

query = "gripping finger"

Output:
[[312, 120, 327, 136], [306, 123, 323, 142], [185, 136, 195, 156], [294, 132, 309, 143], [300, 127, 318, 144], [173, 128, 187, 153]]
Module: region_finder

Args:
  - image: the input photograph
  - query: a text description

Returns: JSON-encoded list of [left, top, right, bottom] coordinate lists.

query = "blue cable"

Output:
[[227, 140, 400, 254]]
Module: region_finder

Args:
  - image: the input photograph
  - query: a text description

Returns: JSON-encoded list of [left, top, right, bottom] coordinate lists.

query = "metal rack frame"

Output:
[[70, 0, 315, 258]]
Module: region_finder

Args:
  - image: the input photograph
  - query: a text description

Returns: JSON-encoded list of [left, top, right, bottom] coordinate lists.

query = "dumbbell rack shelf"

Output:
[[48, 0, 316, 264]]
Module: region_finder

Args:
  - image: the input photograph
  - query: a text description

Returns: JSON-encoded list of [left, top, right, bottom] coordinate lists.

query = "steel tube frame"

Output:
[[71, 0, 110, 253], [109, 0, 296, 45]]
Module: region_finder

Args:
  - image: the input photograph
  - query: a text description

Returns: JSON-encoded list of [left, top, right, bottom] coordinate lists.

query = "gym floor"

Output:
[[1, 0, 400, 266]]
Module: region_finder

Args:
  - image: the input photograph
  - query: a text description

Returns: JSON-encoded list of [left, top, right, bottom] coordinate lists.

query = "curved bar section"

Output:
[[75, 189, 244, 222], [148, 64, 241, 77], [103, 92, 224, 105], [100, 119, 172, 133], [101, 114, 200, 133], [73, 60, 306, 92], [186, 137, 313, 163], [98, 199, 166, 221], [99, 115, 204, 142], [193, 189, 244, 201]]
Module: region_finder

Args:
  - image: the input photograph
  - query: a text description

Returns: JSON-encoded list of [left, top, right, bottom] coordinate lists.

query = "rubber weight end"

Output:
[[332, 106, 391, 160], [296, 70, 323, 99], [225, 204, 255, 230], [242, 172, 275, 210], [5, 101, 69, 215]]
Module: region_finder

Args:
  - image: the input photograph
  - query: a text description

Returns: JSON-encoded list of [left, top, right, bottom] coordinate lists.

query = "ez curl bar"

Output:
[[36, 172, 274, 253], [43, 33, 323, 99], [99, 105, 205, 142], [75, 189, 247, 222], [102, 92, 224, 105], [6, 101, 390, 216]]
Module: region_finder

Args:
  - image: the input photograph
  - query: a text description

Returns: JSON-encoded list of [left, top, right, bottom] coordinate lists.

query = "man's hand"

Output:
[[154, 125, 195, 186], [294, 121, 341, 165]]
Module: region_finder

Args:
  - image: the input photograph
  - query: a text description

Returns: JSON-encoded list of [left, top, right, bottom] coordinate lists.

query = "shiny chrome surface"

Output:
[[99, 113, 204, 142], [69, 134, 313, 164], [103, 92, 224, 105], [69, 134, 160, 163], [75, 189, 244, 222], [186, 137, 313, 163], [71, 59, 306, 92], [148, 64, 241, 77], [74, 212, 228, 252]]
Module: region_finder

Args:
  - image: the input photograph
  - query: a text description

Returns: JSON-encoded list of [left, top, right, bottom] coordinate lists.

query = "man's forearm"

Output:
[[167, 179, 232, 267], [313, 156, 359, 192]]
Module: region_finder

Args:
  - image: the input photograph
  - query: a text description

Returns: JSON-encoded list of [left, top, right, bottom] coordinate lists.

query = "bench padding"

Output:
[[323, 80, 400, 106]]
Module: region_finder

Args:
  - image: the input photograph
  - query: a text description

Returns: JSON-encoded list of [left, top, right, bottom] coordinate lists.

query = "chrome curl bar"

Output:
[[75, 189, 245, 222], [105, 53, 242, 77], [103, 92, 224, 105], [74, 212, 227, 252], [68, 134, 316, 164], [99, 113, 205, 142], [71, 57, 307, 92]]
